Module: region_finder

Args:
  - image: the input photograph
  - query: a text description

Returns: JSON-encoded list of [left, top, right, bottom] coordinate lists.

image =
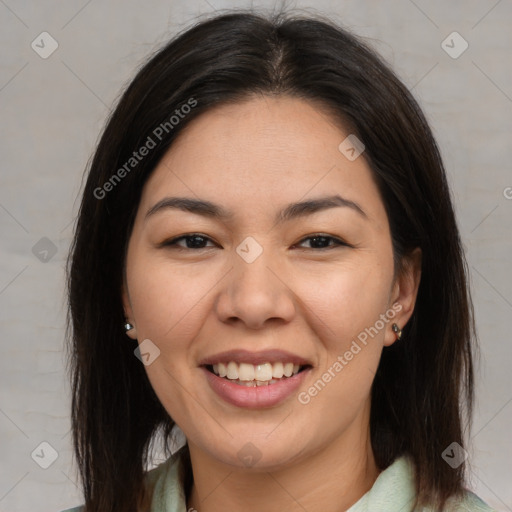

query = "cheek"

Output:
[[127, 256, 214, 342], [296, 258, 393, 347], [294, 265, 390, 421], [126, 257, 210, 421]]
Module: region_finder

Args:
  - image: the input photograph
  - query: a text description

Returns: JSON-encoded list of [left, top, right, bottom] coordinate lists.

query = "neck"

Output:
[[186, 406, 379, 512]]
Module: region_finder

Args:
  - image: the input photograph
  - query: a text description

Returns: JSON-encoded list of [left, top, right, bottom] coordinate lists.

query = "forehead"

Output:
[[138, 95, 386, 227]]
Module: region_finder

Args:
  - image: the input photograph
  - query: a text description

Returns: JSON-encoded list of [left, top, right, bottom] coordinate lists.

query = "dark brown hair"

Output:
[[66, 10, 476, 512]]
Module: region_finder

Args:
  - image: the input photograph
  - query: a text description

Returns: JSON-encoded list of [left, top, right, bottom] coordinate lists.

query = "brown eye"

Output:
[[295, 234, 349, 250], [163, 234, 217, 250]]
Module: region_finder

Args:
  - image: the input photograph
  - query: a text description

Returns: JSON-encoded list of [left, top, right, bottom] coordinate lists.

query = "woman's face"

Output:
[[123, 95, 419, 470]]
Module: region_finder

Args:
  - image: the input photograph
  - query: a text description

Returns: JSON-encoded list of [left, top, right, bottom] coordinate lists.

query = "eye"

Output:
[[162, 233, 217, 250], [294, 234, 349, 250], [161, 233, 350, 251]]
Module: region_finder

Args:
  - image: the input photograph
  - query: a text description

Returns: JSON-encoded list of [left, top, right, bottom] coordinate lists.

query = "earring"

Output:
[[124, 321, 134, 332], [392, 323, 402, 340]]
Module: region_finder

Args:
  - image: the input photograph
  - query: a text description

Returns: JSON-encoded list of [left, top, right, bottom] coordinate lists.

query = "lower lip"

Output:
[[202, 366, 311, 409]]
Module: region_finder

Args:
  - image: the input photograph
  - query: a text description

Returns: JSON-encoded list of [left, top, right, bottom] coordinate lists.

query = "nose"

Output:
[[214, 248, 296, 330]]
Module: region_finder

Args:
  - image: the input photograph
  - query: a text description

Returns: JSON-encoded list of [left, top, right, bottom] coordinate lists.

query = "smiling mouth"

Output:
[[204, 361, 311, 387]]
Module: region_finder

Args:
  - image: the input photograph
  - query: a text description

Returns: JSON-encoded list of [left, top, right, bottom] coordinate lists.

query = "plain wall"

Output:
[[0, 1, 510, 510]]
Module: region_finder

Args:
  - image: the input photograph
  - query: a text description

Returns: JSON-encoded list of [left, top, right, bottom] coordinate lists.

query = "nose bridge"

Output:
[[233, 234, 275, 283], [215, 239, 295, 328], [234, 248, 276, 296]]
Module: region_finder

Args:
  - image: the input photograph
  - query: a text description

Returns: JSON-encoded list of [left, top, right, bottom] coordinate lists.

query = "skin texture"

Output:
[[122, 95, 421, 512]]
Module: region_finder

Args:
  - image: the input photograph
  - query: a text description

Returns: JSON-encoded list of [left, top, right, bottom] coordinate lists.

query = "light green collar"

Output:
[[145, 450, 495, 512]]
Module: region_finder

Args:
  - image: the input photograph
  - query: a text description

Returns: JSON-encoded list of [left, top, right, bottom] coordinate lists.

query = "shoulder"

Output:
[[351, 455, 496, 512], [58, 457, 178, 512], [441, 489, 497, 512], [144, 454, 179, 488], [144, 452, 186, 510]]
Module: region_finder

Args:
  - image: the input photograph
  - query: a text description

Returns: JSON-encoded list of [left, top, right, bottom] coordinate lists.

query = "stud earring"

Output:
[[391, 323, 402, 341], [124, 321, 134, 332]]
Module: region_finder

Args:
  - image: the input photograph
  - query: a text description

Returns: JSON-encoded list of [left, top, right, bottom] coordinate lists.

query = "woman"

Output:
[[63, 10, 495, 512]]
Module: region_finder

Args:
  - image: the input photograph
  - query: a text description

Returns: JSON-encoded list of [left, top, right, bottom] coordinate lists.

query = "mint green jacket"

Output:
[[62, 453, 496, 511]]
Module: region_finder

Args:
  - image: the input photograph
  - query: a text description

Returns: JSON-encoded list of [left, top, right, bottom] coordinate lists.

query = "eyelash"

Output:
[[162, 233, 350, 251]]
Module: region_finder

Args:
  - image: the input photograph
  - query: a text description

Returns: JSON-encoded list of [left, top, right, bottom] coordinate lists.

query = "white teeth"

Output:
[[255, 363, 273, 381], [218, 362, 227, 377], [225, 378, 281, 387], [283, 362, 294, 377], [211, 361, 303, 381], [272, 362, 284, 378], [238, 363, 255, 381], [226, 361, 238, 379]]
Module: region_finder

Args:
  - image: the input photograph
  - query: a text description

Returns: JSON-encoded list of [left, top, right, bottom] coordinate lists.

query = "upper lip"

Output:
[[199, 349, 313, 367]]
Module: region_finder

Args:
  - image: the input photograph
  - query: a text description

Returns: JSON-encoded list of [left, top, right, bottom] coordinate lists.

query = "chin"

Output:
[[202, 433, 311, 471]]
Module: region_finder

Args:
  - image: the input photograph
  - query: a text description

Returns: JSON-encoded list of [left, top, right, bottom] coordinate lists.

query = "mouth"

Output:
[[203, 361, 312, 387], [199, 350, 313, 408]]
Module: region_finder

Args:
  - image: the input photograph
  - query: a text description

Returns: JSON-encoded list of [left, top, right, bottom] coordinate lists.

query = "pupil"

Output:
[[311, 236, 328, 248], [188, 235, 205, 248]]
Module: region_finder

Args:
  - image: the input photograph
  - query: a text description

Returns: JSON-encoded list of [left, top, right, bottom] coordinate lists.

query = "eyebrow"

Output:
[[145, 194, 367, 223]]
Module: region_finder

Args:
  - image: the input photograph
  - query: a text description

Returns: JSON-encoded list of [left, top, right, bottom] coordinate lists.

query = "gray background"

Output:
[[0, 1, 511, 511]]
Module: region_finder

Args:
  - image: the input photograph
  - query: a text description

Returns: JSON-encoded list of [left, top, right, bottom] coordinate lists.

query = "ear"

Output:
[[122, 281, 138, 341], [384, 247, 422, 347]]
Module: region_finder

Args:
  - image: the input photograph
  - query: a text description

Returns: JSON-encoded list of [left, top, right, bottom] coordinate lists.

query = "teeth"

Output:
[[211, 361, 303, 381], [255, 363, 273, 381], [272, 362, 284, 378], [238, 363, 255, 381], [283, 363, 294, 377], [226, 378, 282, 387], [218, 362, 227, 377], [227, 361, 238, 379]]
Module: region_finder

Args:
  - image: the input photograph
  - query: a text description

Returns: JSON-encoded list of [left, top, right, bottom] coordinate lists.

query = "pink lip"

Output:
[[198, 348, 312, 366], [202, 366, 312, 409]]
